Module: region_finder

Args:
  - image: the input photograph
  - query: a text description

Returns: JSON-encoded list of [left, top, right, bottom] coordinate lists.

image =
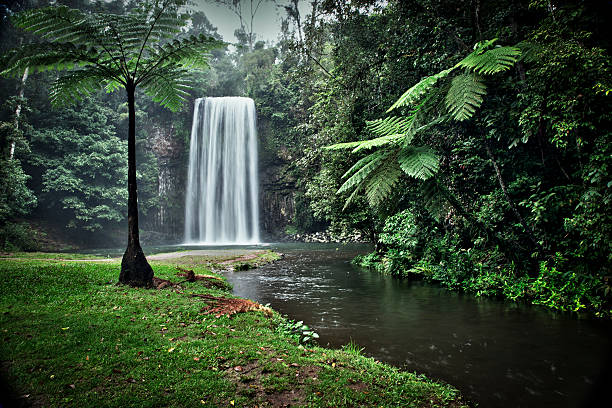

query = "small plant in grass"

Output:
[[342, 340, 365, 356], [277, 318, 320, 344]]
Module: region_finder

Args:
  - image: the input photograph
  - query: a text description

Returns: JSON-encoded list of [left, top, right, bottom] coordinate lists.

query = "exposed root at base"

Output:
[[191, 294, 273, 318]]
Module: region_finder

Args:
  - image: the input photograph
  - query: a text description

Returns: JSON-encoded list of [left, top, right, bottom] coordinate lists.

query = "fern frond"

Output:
[[420, 179, 448, 220], [516, 41, 539, 64], [365, 160, 403, 207], [366, 116, 413, 137], [338, 150, 389, 194], [325, 134, 402, 152], [0, 43, 110, 78], [353, 134, 404, 152], [143, 71, 191, 111], [455, 45, 521, 75], [397, 114, 450, 149], [398, 146, 439, 180], [50, 68, 108, 106], [140, 66, 191, 111], [1, 0, 222, 113], [387, 68, 453, 112], [341, 151, 385, 180], [324, 140, 365, 151], [342, 183, 364, 210], [445, 73, 487, 121], [137, 33, 222, 80]]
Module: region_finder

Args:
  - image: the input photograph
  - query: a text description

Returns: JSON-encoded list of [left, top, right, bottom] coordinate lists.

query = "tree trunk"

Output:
[[9, 67, 28, 160], [485, 142, 541, 251], [119, 83, 154, 287]]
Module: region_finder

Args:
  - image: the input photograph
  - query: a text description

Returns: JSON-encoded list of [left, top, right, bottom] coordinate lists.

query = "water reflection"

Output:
[[225, 245, 612, 408]]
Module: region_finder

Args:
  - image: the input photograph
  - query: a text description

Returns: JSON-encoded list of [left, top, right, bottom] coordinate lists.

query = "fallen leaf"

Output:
[[230, 401, 235, 406], [68, 384, 75, 389], [86, 355, 89, 361], [61, 327, 69, 331], [167, 347, 175, 353]]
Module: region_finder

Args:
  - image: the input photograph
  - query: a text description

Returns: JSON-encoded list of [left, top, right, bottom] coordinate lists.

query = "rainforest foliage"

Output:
[[1, 0, 610, 314]]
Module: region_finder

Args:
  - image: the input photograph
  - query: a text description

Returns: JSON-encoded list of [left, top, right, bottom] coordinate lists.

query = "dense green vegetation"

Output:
[[1, 0, 610, 315], [0, 256, 466, 407], [249, 0, 612, 317]]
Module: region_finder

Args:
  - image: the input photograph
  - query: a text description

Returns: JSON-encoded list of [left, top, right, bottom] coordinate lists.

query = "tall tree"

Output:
[[213, 0, 272, 50], [1, 0, 223, 286]]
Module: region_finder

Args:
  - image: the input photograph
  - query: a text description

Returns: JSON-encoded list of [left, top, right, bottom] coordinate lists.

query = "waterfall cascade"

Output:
[[184, 97, 260, 244]]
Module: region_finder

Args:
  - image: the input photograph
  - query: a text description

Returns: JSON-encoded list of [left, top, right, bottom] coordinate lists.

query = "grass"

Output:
[[151, 250, 282, 271], [0, 251, 109, 260], [0, 254, 467, 407]]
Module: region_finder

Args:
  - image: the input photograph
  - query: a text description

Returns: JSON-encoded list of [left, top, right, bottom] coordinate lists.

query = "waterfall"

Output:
[[184, 97, 260, 244]]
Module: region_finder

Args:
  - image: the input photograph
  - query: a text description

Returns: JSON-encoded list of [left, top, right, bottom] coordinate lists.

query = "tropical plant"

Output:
[[325, 39, 521, 209], [0, 0, 223, 286]]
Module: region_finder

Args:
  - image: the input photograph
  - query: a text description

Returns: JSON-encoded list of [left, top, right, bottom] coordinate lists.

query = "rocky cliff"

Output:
[[259, 160, 296, 240]]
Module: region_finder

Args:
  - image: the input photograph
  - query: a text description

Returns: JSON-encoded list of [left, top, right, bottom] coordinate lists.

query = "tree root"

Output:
[[190, 294, 273, 318], [175, 267, 229, 289]]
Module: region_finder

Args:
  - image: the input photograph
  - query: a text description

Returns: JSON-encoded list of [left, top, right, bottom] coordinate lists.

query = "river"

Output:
[[222, 243, 611, 408]]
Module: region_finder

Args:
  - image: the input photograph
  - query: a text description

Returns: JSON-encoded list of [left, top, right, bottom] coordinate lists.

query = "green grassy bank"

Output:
[[0, 254, 466, 407]]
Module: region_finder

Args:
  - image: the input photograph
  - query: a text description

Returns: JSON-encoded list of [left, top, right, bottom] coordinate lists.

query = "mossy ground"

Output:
[[0, 253, 466, 407]]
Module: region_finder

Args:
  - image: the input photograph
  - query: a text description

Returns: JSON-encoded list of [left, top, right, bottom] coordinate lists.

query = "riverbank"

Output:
[[0, 253, 466, 407]]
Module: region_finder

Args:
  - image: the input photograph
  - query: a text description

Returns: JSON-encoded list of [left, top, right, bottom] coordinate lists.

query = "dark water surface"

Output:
[[222, 243, 611, 408]]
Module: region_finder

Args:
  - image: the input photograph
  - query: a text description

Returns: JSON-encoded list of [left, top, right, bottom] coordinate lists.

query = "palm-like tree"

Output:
[[1, 0, 223, 286]]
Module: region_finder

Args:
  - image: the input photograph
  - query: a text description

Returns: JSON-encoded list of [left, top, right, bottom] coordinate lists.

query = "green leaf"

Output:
[[445, 73, 487, 121], [365, 161, 403, 207], [387, 68, 453, 112], [398, 146, 439, 180], [338, 150, 389, 194], [455, 44, 521, 75]]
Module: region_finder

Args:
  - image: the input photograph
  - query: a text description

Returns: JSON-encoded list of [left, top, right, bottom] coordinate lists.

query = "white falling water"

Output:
[[184, 97, 260, 244]]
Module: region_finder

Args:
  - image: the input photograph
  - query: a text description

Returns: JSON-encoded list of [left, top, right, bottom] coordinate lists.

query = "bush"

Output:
[[1, 222, 40, 252]]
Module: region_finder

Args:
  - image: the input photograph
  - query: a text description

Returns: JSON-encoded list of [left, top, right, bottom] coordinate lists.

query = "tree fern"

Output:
[[445, 73, 487, 121], [398, 147, 439, 180], [341, 151, 386, 180], [338, 150, 390, 194], [420, 179, 449, 221], [366, 115, 414, 137], [326, 38, 520, 211], [387, 68, 453, 112], [365, 160, 403, 207], [49, 68, 107, 105], [0, 0, 223, 286], [455, 42, 521, 75], [325, 134, 403, 153]]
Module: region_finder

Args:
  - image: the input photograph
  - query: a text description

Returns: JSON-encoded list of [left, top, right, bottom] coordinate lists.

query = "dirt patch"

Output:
[[225, 359, 322, 407], [347, 379, 368, 392], [219, 253, 261, 265], [152, 276, 180, 290], [191, 294, 273, 318]]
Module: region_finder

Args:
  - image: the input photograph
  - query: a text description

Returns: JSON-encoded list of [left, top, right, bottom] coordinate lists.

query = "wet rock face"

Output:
[[259, 163, 295, 238], [145, 123, 186, 243]]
